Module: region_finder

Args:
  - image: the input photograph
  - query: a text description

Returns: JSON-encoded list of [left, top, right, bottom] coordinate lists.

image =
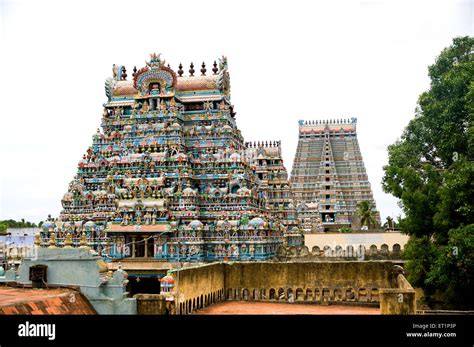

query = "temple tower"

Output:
[[244, 140, 301, 245], [290, 118, 380, 232], [50, 53, 284, 262]]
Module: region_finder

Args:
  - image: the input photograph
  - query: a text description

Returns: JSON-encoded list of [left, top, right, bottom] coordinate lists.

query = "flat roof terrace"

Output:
[[194, 301, 380, 315]]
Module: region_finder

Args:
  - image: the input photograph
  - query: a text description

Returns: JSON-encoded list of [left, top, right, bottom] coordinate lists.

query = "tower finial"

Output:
[[201, 62, 206, 76], [48, 232, 57, 248], [121, 66, 127, 80], [178, 63, 183, 77], [189, 62, 195, 77], [212, 61, 218, 74]]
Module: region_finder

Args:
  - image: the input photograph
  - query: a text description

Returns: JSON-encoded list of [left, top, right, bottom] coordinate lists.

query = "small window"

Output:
[[325, 177, 330, 182], [326, 205, 330, 210], [325, 185, 330, 190], [325, 170, 329, 174], [326, 194, 330, 199]]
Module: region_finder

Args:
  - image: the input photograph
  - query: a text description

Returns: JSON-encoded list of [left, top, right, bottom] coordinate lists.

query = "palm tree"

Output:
[[356, 201, 377, 229]]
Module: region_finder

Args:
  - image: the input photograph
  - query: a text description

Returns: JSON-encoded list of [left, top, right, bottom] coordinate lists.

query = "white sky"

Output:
[[0, 0, 472, 224]]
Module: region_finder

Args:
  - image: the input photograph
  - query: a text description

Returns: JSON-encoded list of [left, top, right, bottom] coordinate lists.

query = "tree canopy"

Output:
[[0, 219, 39, 234], [356, 200, 378, 229], [382, 36, 474, 308]]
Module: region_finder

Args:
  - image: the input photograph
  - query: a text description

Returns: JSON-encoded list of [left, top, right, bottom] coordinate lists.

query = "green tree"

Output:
[[382, 36, 474, 308], [356, 201, 377, 229], [0, 219, 38, 230], [426, 225, 474, 308], [339, 227, 352, 233]]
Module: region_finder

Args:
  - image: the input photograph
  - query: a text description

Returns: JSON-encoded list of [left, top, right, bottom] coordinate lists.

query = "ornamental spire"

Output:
[[146, 53, 165, 68]]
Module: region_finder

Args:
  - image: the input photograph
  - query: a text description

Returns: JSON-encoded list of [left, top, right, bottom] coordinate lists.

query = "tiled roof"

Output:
[[0, 286, 96, 315]]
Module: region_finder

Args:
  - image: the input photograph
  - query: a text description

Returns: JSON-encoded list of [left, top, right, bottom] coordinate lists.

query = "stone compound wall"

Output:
[[279, 244, 404, 261], [304, 232, 409, 254], [224, 262, 392, 304], [170, 263, 226, 315], [173, 261, 403, 314], [134, 294, 167, 315], [380, 273, 416, 314]]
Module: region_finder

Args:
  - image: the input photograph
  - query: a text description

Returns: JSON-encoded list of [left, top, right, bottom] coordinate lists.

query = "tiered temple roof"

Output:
[[290, 118, 380, 232], [244, 141, 301, 246], [46, 53, 289, 261]]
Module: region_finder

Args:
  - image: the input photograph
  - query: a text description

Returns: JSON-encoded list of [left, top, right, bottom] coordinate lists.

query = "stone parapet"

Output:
[[380, 274, 416, 314]]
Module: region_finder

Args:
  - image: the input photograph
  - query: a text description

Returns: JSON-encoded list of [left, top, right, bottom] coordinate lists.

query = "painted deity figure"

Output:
[[204, 101, 212, 111], [135, 209, 142, 224], [141, 100, 149, 113], [159, 99, 167, 113], [122, 212, 129, 226], [156, 243, 163, 256], [219, 100, 227, 111], [232, 244, 239, 257], [144, 211, 151, 225], [249, 244, 255, 257], [168, 98, 176, 113], [189, 245, 198, 255], [117, 237, 125, 256], [150, 82, 160, 95]]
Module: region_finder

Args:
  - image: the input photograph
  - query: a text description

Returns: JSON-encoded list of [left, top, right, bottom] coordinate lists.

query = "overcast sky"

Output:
[[0, 0, 472, 224]]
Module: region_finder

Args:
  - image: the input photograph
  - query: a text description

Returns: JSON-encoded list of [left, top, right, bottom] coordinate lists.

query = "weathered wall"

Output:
[[12, 247, 137, 315], [172, 261, 398, 314], [224, 261, 393, 304], [134, 294, 167, 315], [278, 245, 404, 261], [380, 274, 416, 314], [305, 232, 409, 251], [170, 263, 225, 315]]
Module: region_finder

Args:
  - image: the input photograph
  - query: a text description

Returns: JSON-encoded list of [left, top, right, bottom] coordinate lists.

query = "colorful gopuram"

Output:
[[244, 141, 302, 246], [290, 118, 380, 232], [46, 53, 289, 261]]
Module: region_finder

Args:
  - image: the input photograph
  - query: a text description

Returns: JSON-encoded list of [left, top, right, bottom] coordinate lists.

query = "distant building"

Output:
[[290, 119, 380, 232], [5, 228, 40, 237], [0, 234, 35, 268]]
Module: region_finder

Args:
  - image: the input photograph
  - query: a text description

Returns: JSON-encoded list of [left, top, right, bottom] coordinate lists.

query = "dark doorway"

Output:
[[135, 237, 145, 257], [127, 276, 161, 296]]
